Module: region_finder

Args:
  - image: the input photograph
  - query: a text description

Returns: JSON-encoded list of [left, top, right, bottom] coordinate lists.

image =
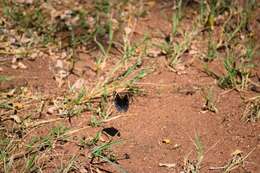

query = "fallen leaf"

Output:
[[162, 139, 171, 144], [124, 27, 132, 35], [231, 149, 243, 156], [11, 64, 18, 69], [47, 106, 57, 115], [173, 143, 181, 149], [15, 0, 33, 4], [18, 62, 27, 69], [13, 103, 23, 109], [10, 115, 22, 124], [159, 163, 176, 168]]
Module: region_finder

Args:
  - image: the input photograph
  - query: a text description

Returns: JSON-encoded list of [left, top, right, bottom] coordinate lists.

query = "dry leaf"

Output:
[[18, 62, 27, 69], [10, 115, 22, 124], [162, 139, 171, 144], [231, 149, 243, 156], [47, 106, 57, 115], [11, 64, 18, 69], [14, 103, 23, 109], [15, 0, 34, 4], [159, 163, 176, 168]]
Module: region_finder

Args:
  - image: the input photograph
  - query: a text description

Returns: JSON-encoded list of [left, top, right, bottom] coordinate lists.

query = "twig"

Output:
[[26, 118, 63, 128], [102, 115, 127, 123]]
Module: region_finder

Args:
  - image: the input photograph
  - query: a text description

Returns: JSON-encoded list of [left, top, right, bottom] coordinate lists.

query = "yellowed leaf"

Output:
[[162, 139, 171, 144]]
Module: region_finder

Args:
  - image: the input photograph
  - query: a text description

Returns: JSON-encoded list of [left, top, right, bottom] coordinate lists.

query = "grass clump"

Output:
[[201, 87, 218, 113], [242, 96, 260, 122], [209, 149, 255, 173], [183, 134, 204, 173], [218, 44, 256, 90]]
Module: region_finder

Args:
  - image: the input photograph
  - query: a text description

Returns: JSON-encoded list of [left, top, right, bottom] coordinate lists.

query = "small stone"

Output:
[[124, 27, 132, 35], [30, 52, 38, 60], [147, 48, 161, 58], [11, 64, 18, 69], [55, 60, 64, 69], [12, 57, 17, 64], [47, 106, 57, 114], [18, 62, 27, 69]]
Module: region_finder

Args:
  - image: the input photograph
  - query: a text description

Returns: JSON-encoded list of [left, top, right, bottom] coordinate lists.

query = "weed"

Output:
[[172, 0, 182, 36], [79, 131, 101, 148], [24, 154, 39, 173], [205, 32, 218, 62], [199, 0, 207, 25], [223, 149, 254, 173], [0, 138, 17, 173], [91, 140, 127, 173], [221, 1, 255, 44], [199, 0, 231, 29], [218, 45, 255, 90], [158, 7, 201, 69], [57, 155, 78, 173], [158, 28, 195, 69], [201, 87, 218, 113], [209, 149, 255, 173], [26, 124, 69, 153], [242, 96, 260, 122], [183, 134, 204, 173]]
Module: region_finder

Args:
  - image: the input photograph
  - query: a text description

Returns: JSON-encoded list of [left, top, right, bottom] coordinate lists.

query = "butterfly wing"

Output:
[[114, 93, 129, 112]]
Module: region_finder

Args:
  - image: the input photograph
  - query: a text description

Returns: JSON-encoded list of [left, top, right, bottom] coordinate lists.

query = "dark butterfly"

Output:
[[102, 127, 120, 137], [114, 93, 129, 112]]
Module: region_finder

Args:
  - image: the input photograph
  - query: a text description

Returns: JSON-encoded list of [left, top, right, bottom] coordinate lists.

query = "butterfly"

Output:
[[114, 92, 129, 112], [102, 127, 120, 137]]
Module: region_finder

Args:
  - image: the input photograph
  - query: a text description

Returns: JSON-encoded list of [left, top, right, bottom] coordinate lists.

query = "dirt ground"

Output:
[[0, 0, 260, 173]]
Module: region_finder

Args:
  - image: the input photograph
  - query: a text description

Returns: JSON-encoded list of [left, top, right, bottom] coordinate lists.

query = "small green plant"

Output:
[[91, 140, 127, 173], [79, 131, 101, 148], [27, 124, 69, 152], [50, 125, 69, 141], [158, 29, 194, 69], [205, 32, 218, 62], [218, 44, 255, 90], [222, 1, 255, 44], [199, 0, 207, 25], [172, 0, 182, 36], [183, 134, 204, 173], [91, 140, 118, 161], [24, 155, 39, 173], [199, 0, 231, 29], [57, 155, 78, 173], [158, 7, 201, 69], [201, 87, 218, 113], [218, 56, 239, 89], [89, 94, 112, 126]]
